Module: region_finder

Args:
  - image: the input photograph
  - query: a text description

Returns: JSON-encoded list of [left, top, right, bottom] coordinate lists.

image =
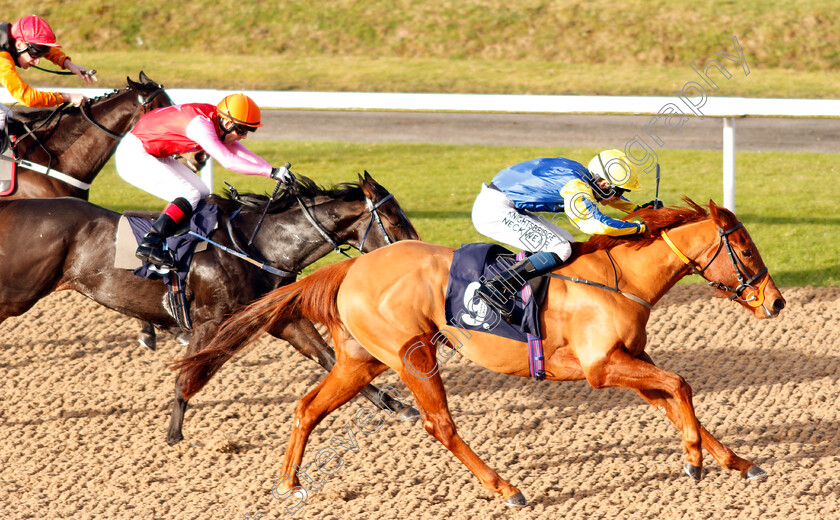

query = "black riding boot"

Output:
[[136, 198, 193, 269], [136, 213, 177, 268], [475, 251, 562, 318]]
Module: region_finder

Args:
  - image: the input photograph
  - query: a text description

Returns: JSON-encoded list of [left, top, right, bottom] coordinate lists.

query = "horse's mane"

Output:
[[208, 174, 375, 215], [568, 197, 709, 260]]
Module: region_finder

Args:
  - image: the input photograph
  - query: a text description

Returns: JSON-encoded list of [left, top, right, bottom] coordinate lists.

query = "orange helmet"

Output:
[[11, 15, 60, 47], [216, 94, 263, 128]]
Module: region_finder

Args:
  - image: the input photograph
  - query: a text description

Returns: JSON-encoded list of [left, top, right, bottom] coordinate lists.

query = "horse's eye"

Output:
[[742, 250, 752, 257]]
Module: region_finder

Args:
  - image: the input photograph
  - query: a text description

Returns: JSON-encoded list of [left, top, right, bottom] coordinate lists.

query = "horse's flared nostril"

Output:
[[773, 298, 786, 312]]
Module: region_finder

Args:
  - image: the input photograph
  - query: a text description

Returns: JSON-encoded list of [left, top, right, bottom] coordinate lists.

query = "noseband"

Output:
[[661, 222, 769, 307]]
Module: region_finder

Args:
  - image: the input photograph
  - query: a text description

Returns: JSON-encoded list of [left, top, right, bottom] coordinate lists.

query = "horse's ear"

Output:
[[708, 199, 721, 219], [708, 199, 737, 227], [139, 70, 151, 83], [358, 171, 377, 198], [126, 76, 140, 91]]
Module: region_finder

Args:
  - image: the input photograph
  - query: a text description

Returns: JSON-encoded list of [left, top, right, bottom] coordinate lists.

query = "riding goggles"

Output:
[[21, 43, 50, 59], [233, 122, 258, 135], [610, 186, 629, 198]]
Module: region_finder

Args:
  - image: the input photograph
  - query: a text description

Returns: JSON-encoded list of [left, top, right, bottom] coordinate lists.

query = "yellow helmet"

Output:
[[216, 93, 263, 128], [587, 149, 641, 191]]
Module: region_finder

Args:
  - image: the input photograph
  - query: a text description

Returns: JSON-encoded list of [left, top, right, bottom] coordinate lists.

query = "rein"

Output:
[[80, 85, 166, 140], [549, 251, 653, 309], [5, 83, 167, 191], [661, 223, 769, 307], [211, 182, 399, 276], [289, 187, 396, 258]]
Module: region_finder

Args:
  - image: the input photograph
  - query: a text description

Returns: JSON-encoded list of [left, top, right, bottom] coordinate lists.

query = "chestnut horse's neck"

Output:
[[568, 217, 720, 309]]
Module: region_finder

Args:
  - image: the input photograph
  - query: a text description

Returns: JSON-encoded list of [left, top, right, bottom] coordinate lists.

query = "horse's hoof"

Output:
[[166, 433, 183, 446], [175, 331, 192, 346], [684, 462, 703, 481], [397, 406, 421, 422], [504, 492, 528, 507], [744, 465, 768, 480], [138, 333, 156, 351]]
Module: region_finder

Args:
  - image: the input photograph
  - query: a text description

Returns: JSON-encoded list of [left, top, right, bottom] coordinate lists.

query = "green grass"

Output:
[[89, 141, 840, 286], [9, 1, 840, 98], [28, 53, 840, 99], [9, 1, 837, 286]]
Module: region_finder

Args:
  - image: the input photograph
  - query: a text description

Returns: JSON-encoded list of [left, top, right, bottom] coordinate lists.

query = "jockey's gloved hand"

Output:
[[635, 222, 647, 234], [270, 165, 295, 185], [639, 199, 664, 210]]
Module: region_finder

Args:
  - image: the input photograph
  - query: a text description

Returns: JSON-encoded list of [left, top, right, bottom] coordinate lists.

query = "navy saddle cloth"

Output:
[[444, 243, 542, 343], [127, 201, 218, 284]]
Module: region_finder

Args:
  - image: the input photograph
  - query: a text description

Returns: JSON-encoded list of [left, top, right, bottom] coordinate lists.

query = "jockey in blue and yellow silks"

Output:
[[471, 149, 661, 318]]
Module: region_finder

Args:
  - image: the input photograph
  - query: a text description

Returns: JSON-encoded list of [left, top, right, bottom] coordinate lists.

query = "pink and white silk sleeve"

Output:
[[184, 117, 272, 176]]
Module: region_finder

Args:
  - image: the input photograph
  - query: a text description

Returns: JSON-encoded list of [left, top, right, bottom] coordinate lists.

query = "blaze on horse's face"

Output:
[[703, 201, 785, 319], [357, 171, 420, 250]]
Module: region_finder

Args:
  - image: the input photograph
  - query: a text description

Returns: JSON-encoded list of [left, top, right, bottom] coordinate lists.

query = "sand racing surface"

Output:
[[0, 284, 838, 519]]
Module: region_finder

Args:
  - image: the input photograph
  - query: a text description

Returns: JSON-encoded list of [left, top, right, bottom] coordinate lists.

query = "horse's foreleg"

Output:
[[396, 332, 526, 506], [277, 336, 388, 494], [268, 318, 419, 421], [632, 353, 764, 479], [585, 347, 704, 478]]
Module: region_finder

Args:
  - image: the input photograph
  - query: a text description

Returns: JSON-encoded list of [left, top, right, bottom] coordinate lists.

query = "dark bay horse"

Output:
[[0, 172, 419, 445], [4, 71, 170, 200], [4, 72, 180, 348], [175, 199, 785, 506]]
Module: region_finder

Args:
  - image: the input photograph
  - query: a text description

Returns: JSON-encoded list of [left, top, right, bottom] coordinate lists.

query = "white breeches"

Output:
[[0, 104, 9, 131], [471, 183, 574, 261], [115, 133, 210, 209]]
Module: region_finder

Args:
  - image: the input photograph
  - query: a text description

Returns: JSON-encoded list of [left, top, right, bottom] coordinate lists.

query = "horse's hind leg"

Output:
[[277, 334, 389, 492], [138, 320, 156, 350], [631, 353, 764, 480], [396, 332, 526, 506], [269, 318, 419, 421]]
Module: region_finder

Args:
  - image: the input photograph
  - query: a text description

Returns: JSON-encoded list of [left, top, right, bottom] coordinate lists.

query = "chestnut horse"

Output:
[[175, 199, 785, 506], [4, 71, 170, 200], [0, 173, 419, 445]]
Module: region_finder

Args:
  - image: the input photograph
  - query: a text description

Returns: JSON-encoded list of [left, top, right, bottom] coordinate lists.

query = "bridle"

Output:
[[4, 83, 168, 192], [661, 221, 769, 308], [292, 189, 396, 258], [80, 84, 167, 140], [222, 182, 400, 276]]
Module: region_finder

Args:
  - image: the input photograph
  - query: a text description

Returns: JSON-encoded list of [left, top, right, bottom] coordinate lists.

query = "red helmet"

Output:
[[11, 15, 60, 47]]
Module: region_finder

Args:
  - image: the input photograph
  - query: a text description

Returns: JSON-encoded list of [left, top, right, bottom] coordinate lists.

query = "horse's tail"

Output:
[[172, 257, 358, 400]]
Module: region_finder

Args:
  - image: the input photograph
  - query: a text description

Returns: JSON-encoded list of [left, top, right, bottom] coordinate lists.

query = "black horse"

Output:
[[0, 172, 420, 444], [4, 71, 171, 200]]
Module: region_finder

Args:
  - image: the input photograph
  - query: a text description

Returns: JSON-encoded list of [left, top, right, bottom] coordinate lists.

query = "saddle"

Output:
[[444, 244, 550, 379], [0, 123, 20, 196], [115, 203, 219, 332]]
